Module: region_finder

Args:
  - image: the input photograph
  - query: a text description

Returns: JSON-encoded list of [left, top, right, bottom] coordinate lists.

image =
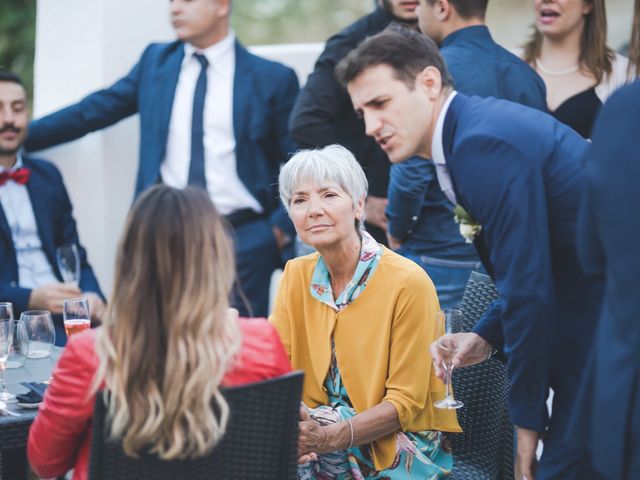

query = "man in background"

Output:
[[289, 0, 418, 245], [0, 70, 104, 345], [24, 0, 299, 317]]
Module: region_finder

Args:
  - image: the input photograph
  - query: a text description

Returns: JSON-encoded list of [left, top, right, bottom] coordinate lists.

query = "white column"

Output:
[[33, 0, 322, 296], [33, 0, 174, 296]]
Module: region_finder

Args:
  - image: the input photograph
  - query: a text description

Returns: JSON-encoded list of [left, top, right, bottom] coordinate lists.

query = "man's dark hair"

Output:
[[0, 69, 24, 87], [425, 0, 489, 20], [336, 25, 453, 89]]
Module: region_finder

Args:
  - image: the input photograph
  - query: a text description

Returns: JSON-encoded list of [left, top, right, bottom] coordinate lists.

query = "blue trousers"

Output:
[[231, 218, 282, 318], [537, 392, 605, 480], [395, 249, 483, 309]]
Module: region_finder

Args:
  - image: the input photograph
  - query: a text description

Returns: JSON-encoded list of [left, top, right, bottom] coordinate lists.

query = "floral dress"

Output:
[[298, 232, 453, 480]]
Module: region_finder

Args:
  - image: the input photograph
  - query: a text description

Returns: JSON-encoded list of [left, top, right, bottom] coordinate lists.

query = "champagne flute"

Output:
[[56, 243, 80, 285], [0, 303, 16, 403], [434, 308, 464, 409], [63, 297, 91, 338]]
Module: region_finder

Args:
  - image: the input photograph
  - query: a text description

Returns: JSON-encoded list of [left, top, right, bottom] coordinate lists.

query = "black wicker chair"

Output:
[[88, 371, 303, 480], [450, 271, 514, 480]]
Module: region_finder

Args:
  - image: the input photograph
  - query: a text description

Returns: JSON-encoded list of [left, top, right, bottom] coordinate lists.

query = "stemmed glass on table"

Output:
[[0, 303, 17, 403], [63, 297, 91, 338], [434, 308, 464, 410], [22, 311, 55, 359], [56, 243, 80, 285]]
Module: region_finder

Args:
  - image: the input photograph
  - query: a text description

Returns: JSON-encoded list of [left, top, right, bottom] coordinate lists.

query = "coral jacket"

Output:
[[28, 319, 292, 480]]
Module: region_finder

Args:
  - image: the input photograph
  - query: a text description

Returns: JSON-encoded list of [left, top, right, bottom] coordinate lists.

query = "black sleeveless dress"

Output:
[[551, 87, 602, 139]]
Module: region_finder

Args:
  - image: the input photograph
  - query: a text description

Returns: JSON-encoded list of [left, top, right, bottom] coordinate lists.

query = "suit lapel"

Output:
[[444, 95, 495, 277], [0, 203, 13, 253], [233, 42, 253, 176], [157, 43, 186, 162], [24, 163, 57, 275]]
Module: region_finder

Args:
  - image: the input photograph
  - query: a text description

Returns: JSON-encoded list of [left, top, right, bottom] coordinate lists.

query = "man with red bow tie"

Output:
[[0, 70, 104, 345]]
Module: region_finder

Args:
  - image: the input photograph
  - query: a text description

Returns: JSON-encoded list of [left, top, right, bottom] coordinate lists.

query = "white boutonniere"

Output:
[[453, 205, 482, 244]]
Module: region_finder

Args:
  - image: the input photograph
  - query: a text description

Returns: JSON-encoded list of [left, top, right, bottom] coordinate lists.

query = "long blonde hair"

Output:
[[92, 185, 241, 459], [523, 0, 614, 83]]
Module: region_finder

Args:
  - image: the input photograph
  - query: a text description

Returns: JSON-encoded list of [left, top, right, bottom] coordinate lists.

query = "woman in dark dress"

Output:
[[520, 0, 629, 138]]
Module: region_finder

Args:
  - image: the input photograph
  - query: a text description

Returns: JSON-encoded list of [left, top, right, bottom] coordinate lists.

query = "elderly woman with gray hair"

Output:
[[270, 145, 460, 479]]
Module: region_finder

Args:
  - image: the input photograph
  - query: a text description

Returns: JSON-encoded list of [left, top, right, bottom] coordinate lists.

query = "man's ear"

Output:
[[416, 66, 443, 99], [437, 0, 452, 21], [216, 0, 231, 17]]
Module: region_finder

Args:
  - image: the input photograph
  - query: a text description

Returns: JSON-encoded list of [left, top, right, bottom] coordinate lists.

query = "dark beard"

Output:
[[380, 0, 419, 26]]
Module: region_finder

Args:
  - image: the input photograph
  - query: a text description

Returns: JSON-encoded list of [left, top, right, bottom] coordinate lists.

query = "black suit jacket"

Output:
[[288, 7, 395, 197]]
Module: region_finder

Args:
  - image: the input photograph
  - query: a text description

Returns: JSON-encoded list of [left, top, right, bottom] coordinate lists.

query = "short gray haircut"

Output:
[[279, 145, 368, 231]]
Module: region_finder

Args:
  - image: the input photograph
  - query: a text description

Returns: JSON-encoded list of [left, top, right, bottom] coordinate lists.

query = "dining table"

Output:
[[0, 347, 62, 479]]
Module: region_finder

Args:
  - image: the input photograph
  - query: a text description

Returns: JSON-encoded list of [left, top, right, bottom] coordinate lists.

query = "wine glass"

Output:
[[56, 243, 80, 285], [22, 310, 56, 359], [434, 308, 464, 410], [0, 303, 16, 403], [6, 319, 29, 369], [63, 297, 91, 338]]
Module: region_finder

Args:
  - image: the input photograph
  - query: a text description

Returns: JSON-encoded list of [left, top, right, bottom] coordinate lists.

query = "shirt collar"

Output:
[[309, 230, 381, 312], [431, 90, 457, 167], [441, 25, 491, 48], [184, 31, 235, 68], [0, 151, 24, 173]]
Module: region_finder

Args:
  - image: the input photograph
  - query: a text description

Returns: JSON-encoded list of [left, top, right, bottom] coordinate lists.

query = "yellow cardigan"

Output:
[[270, 247, 461, 470]]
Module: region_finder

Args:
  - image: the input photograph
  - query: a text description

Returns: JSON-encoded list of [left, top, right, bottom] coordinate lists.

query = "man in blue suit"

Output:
[[24, 0, 299, 317], [570, 81, 640, 480], [338, 28, 603, 479], [386, 0, 547, 308], [0, 70, 104, 346]]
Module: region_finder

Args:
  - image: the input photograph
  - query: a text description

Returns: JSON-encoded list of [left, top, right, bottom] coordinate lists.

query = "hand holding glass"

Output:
[[0, 303, 16, 403], [56, 243, 80, 285], [63, 297, 91, 337], [434, 309, 464, 410]]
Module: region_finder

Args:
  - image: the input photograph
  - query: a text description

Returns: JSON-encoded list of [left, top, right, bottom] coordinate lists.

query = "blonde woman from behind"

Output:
[[27, 185, 291, 480]]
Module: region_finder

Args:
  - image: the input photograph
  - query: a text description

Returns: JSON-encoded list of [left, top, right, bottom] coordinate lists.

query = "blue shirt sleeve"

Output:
[[386, 156, 434, 241]]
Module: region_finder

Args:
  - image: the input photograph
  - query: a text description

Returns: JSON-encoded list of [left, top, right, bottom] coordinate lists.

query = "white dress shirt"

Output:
[[431, 91, 458, 206], [0, 154, 58, 289], [161, 32, 262, 215]]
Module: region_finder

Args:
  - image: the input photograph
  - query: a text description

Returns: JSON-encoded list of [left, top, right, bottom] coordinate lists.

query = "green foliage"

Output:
[[0, 0, 36, 99], [232, 0, 371, 44], [0, 0, 371, 99]]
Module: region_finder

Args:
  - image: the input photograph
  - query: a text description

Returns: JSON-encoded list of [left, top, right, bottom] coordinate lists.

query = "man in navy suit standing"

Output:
[[24, 0, 300, 317], [570, 81, 640, 480], [338, 28, 603, 479], [386, 0, 547, 309], [0, 70, 104, 346]]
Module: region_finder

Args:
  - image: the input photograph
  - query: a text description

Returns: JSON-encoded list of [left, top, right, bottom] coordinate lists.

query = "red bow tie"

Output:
[[0, 168, 31, 186]]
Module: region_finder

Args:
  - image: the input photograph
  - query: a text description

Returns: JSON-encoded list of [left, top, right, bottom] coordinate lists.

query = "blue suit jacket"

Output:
[[443, 93, 603, 431], [386, 26, 547, 261], [24, 41, 299, 234], [571, 81, 640, 480], [0, 156, 103, 315]]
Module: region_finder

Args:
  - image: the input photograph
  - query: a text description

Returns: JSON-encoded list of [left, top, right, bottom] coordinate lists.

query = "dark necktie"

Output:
[[0, 168, 31, 186], [188, 53, 209, 189]]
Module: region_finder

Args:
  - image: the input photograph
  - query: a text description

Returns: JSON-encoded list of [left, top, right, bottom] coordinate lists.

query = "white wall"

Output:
[[33, 0, 322, 296]]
